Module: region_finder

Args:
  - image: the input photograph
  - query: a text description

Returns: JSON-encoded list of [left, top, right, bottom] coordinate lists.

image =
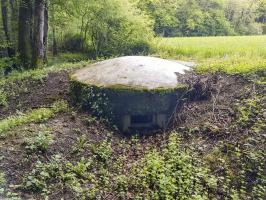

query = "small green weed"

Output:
[[72, 134, 88, 154], [236, 95, 263, 128], [25, 129, 54, 154], [91, 139, 112, 163], [23, 154, 63, 195]]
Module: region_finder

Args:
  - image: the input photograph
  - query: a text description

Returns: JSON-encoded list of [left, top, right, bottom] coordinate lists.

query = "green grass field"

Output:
[[154, 35, 266, 76]]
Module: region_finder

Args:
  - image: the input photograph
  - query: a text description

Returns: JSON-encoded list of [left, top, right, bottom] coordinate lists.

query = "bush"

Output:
[[0, 57, 19, 77], [59, 33, 86, 53]]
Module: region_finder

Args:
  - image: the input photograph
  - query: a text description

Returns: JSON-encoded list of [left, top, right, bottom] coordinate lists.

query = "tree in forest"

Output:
[[224, 0, 263, 35], [18, 0, 48, 69], [1, 0, 15, 57], [32, 0, 48, 67], [18, 0, 33, 68], [55, 0, 153, 58]]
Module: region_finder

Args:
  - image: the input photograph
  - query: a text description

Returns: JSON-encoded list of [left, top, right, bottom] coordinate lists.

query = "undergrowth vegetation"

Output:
[[0, 100, 68, 138], [18, 133, 218, 199], [0, 89, 8, 108]]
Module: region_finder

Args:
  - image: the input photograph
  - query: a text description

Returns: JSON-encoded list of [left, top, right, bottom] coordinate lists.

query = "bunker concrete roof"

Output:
[[71, 56, 191, 90]]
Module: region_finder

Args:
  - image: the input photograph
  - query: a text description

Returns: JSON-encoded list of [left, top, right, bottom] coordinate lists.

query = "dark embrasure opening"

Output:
[[131, 115, 153, 124]]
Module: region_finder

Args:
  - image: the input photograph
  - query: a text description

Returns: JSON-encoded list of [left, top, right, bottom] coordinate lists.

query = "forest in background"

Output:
[[0, 0, 266, 73]]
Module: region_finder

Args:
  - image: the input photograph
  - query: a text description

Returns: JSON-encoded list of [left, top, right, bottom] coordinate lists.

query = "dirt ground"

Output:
[[0, 71, 70, 120]]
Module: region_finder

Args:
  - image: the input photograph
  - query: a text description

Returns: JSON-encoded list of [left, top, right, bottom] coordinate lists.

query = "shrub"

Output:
[[59, 33, 86, 53]]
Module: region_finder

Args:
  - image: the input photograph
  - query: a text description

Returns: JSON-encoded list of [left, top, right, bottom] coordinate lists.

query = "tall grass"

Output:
[[154, 35, 266, 75]]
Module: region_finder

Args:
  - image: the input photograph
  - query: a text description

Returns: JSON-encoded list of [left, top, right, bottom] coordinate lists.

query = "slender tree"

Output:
[[50, 2, 57, 56], [1, 0, 15, 56]]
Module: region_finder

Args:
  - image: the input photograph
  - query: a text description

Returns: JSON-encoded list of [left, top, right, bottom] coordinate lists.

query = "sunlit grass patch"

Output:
[[0, 100, 68, 138], [154, 35, 266, 76], [196, 56, 266, 75]]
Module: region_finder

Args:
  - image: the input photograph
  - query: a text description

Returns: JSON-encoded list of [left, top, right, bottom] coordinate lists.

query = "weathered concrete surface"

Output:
[[71, 56, 190, 90]]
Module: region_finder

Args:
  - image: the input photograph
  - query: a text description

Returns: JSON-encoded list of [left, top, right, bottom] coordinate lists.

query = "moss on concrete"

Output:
[[70, 77, 187, 128]]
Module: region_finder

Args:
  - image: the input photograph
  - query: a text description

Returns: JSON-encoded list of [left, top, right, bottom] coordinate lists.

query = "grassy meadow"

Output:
[[154, 35, 266, 76]]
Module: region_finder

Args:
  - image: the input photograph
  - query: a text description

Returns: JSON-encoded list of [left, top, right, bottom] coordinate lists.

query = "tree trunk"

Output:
[[18, 0, 33, 69], [33, 0, 46, 68], [43, 0, 48, 62], [52, 27, 58, 56], [1, 0, 15, 57], [50, 3, 57, 56]]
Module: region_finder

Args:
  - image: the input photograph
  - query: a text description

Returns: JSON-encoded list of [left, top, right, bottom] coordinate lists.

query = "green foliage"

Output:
[[91, 139, 113, 163], [204, 95, 266, 199], [224, 0, 263, 35], [0, 171, 21, 200], [0, 171, 5, 188], [22, 153, 104, 199], [138, 0, 264, 36], [0, 57, 17, 77], [23, 154, 64, 195], [25, 129, 54, 154], [236, 95, 263, 128], [0, 89, 8, 108], [0, 100, 68, 138], [48, 53, 89, 66], [72, 134, 88, 154], [59, 34, 86, 53], [129, 132, 217, 199], [54, 0, 153, 57]]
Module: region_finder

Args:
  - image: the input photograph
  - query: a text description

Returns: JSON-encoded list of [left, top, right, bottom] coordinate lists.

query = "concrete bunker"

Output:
[[70, 56, 190, 132]]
